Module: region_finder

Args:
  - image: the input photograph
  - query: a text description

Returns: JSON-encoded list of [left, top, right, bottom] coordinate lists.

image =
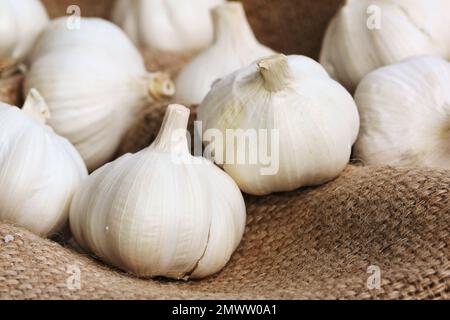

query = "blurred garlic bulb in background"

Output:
[[198, 54, 360, 196], [175, 2, 275, 106], [70, 104, 246, 279], [0, 0, 48, 65], [0, 89, 87, 237], [112, 0, 224, 53], [354, 56, 450, 169], [25, 18, 175, 171], [320, 0, 450, 92]]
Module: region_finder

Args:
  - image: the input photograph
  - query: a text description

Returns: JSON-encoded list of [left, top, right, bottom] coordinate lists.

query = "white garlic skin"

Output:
[[0, 0, 49, 62], [175, 2, 275, 106], [25, 17, 175, 171], [320, 0, 450, 92], [70, 104, 246, 280], [112, 0, 224, 53], [354, 56, 450, 169], [0, 90, 87, 237], [198, 54, 360, 196]]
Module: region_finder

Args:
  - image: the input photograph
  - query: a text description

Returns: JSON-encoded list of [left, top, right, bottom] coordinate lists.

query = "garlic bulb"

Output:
[[70, 104, 246, 279], [112, 0, 224, 53], [320, 0, 450, 92], [0, 0, 49, 64], [198, 54, 360, 195], [175, 2, 275, 106], [354, 56, 450, 169], [0, 89, 87, 236], [25, 17, 175, 171]]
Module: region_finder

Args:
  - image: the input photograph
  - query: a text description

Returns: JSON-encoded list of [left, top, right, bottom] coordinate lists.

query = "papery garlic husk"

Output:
[[0, 0, 49, 65], [354, 56, 450, 169], [320, 0, 450, 92], [70, 104, 246, 280], [0, 89, 87, 237], [25, 17, 175, 171], [198, 54, 360, 196], [175, 2, 276, 106], [112, 0, 224, 53]]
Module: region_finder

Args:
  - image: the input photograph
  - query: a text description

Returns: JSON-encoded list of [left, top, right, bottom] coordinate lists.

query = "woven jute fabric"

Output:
[[0, 165, 448, 300]]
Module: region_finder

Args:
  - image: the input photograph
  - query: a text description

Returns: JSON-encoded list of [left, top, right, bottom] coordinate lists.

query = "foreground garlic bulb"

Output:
[[25, 18, 175, 171], [175, 2, 275, 106], [198, 54, 360, 195], [112, 0, 224, 53], [0, 0, 49, 64], [354, 56, 450, 169], [70, 104, 246, 279], [0, 90, 87, 236], [320, 0, 450, 91]]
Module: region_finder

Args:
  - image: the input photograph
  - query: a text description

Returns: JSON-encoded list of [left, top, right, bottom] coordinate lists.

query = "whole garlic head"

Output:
[[198, 54, 360, 196], [25, 18, 175, 171], [70, 104, 246, 280], [112, 0, 224, 53], [0, 89, 87, 236], [354, 56, 450, 169], [0, 0, 49, 64], [175, 1, 275, 106], [320, 0, 450, 91]]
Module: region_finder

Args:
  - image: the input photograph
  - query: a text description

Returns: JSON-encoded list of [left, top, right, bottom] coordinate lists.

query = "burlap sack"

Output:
[[1, 165, 448, 299], [0, 1, 448, 300]]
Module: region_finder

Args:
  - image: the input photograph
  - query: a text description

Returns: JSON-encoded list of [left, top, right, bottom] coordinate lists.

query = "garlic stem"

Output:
[[258, 54, 293, 92], [151, 104, 190, 154], [146, 72, 176, 101], [22, 89, 51, 125], [211, 2, 257, 46]]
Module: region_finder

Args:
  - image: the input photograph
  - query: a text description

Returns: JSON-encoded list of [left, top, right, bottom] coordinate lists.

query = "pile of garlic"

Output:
[[198, 54, 360, 195], [25, 17, 175, 171], [2, 0, 448, 282]]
